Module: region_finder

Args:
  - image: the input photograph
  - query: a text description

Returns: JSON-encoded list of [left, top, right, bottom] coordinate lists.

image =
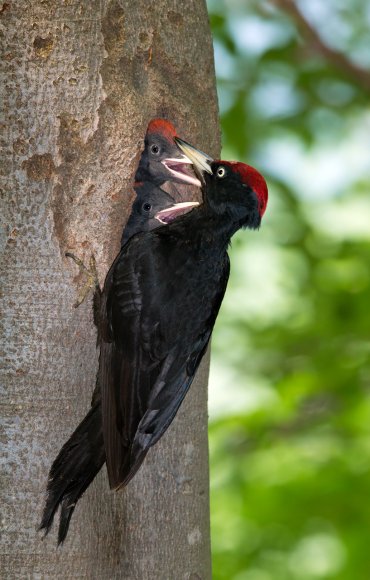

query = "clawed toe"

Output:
[[65, 252, 100, 308]]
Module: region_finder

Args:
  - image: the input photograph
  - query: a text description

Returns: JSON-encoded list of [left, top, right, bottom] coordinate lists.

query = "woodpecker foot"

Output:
[[65, 252, 100, 308]]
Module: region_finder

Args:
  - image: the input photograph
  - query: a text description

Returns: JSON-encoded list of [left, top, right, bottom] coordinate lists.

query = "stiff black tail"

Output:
[[40, 402, 105, 544]]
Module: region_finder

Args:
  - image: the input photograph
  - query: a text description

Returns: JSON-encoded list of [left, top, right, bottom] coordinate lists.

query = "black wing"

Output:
[[100, 232, 230, 489]]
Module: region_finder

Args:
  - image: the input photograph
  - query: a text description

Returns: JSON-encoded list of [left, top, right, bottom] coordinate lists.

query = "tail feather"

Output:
[[40, 402, 105, 544]]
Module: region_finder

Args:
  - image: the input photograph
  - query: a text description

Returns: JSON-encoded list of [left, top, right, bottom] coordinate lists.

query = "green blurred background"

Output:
[[206, 1, 370, 578]]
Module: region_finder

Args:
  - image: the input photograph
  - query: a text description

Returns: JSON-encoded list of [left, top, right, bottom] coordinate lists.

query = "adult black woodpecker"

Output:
[[40, 120, 200, 544], [101, 143, 268, 492]]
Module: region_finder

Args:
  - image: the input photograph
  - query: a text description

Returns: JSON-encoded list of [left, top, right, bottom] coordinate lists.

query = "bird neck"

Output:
[[157, 203, 242, 253], [183, 204, 239, 252]]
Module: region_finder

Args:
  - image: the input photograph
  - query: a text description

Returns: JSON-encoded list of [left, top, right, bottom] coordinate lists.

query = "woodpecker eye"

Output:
[[150, 144, 160, 155], [142, 203, 152, 212], [216, 166, 226, 178]]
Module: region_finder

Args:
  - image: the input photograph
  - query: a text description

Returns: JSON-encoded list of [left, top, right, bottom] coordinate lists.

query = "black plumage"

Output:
[[102, 153, 268, 490], [40, 120, 199, 544]]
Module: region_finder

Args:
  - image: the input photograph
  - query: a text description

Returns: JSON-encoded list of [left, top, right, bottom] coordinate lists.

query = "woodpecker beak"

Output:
[[161, 155, 202, 187], [155, 201, 199, 224], [174, 138, 213, 175]]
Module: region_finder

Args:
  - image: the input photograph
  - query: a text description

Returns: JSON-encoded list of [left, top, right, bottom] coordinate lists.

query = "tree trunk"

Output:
[[1, 1, 220, 578]]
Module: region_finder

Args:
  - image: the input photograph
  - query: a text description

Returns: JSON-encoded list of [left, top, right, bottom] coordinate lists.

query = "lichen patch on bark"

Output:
[[33, 36, 54, 58], [22, 153, 56, 180]]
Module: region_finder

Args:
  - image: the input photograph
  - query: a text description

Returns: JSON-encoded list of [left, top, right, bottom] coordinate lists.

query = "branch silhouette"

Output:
[[271, 0, 370, 93]]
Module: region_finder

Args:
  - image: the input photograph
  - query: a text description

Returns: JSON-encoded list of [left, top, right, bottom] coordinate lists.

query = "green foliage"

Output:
[[207, 1, 370, 578]]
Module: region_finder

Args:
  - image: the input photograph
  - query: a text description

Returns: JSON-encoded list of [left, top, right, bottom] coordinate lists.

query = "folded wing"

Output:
[[100, 232, 230, 490]]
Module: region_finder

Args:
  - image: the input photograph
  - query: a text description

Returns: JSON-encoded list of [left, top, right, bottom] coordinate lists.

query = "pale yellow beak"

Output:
[[174, 137, 213, 175]]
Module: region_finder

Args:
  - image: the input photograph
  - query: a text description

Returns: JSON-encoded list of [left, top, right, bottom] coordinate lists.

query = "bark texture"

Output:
[[1, 1, 220, 578]]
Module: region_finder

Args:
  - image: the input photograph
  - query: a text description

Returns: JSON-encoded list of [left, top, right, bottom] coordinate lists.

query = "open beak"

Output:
[[174, 137, 213, 176], [155, 201, 199, 224], [161, 155, 202, 187]]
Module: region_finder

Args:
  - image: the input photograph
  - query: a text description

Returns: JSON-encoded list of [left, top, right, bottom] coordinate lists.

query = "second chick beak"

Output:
[[155, 201, 199, 224]]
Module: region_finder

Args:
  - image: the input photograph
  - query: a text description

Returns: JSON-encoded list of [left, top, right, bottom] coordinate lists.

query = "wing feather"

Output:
[[100, 233, 230, 489]]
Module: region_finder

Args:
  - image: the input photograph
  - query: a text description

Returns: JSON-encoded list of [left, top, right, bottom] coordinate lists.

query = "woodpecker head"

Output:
[[135, 119, 204, 187], [203, 161, 267, 229], [122, 183, 199, 245], [175, 138, 268, 230]]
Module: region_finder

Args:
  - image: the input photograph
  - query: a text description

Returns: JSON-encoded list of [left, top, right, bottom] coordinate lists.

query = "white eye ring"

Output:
[[217, 166, 226, 178]]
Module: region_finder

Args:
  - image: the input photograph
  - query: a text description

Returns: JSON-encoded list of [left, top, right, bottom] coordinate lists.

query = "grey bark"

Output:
[[1, 1, 220, 578]]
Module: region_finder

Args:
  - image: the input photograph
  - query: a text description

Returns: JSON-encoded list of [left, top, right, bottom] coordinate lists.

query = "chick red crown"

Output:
[[147, 118, 177, 141]]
